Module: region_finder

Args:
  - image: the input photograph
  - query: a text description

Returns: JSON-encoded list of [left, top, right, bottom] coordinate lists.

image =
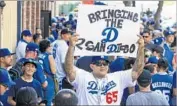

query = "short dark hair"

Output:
[[39, 39, 50, 53], [16, 87, 38, 106], [54, 89, 78, 106], [33, 34, 40, 42], [157, 58, 168, 70], [144, 65, 154, 74], [142, 28, 152, 36], [124, 57, 136, 70]]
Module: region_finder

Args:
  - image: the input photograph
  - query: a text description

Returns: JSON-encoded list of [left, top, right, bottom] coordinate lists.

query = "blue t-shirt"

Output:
[[8, 77, 43, 99], [18, 58, 46, 84], [151, 73, 173, 104]]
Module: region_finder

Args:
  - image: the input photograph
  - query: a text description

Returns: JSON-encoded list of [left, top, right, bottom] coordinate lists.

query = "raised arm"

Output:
[[132, 35, 145, 81], [64, 34, 79, 82]]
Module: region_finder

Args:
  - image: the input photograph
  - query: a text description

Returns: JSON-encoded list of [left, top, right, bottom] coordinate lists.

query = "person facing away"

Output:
[[16, 87, 38, 106], [16, 30, 33, 61], [38, 39, 57, 106], [64, 34, 145, 105], [126, 69, 169, 106], [7, 58, 43, 106], [54, 89, 78, 106], [151, 58, 173, 105]]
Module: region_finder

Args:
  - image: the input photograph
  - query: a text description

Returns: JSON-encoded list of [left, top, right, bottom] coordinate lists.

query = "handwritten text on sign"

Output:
[[75, 5, 140, 57]]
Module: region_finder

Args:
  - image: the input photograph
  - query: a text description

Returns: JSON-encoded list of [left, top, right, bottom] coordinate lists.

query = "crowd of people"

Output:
[[0, 5, 177, 106]]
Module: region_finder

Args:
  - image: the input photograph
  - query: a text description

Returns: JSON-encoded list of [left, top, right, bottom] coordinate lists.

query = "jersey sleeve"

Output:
[[69, 66, 89, 89], [113, 69, 136, 89], [19, 43, 27, 59], [35, 80, 43, 98], [34, 63, 46, 84]]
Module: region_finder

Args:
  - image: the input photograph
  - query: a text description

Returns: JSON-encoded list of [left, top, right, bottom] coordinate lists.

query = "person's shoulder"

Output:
[[32, 79, 41, 85], [14, 77, 22, 82], [128, 92, 139, 99]]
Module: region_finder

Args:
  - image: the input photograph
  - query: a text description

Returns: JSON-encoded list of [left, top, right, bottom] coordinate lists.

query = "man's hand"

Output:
[[137, 35, 144, 47], [69, 34, 79, 47], [132, 35, 145, 81]]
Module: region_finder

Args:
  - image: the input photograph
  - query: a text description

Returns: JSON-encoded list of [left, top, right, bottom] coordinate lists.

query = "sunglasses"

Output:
[[143, 36, 149, 38], [93, 61, 109, 66]]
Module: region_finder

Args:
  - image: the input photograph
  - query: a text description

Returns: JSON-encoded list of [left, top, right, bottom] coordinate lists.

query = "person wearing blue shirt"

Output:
[[16, 30, 33, 61], [7, 58, 43, 106], [0, 48, 15, 106], [151, 58, 173, 105], [38, 40, 57, 106], [0, 68, 15, 106], [64, 14, 76, 30], [17, 43, 48, 89], [163, 28, 175, 72]]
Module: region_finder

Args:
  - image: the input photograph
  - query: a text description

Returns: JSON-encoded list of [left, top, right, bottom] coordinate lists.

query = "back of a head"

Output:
[[157, 58, 168, 71], [16, 87, 38, 106], [137, 69, 152, 88], [54, 89, 78, 106]]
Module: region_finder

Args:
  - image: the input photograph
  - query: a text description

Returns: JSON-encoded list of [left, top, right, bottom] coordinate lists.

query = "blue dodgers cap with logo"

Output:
[[21, 29, 32, 36], [147, 56, 158, 64], [91, 56, 109, 63], [0, 48, 15, 57], [26, 43, 39, 52], [163, 27, 175, 37], [23, 58, 37, 68], [0, 68, 16, 87]]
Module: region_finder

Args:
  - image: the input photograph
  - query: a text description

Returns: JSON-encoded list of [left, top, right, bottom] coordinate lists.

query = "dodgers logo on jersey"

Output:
[[87, 80, 116, 95]]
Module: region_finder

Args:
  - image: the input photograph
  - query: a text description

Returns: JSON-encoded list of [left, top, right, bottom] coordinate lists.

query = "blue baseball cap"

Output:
[[0, 48, 15, 57], [147, 56, 158, 64], [0, 68, 16, 87], [152, 37, 165, 45], [23, 58, 37, 68], [21, 30, 32, 36], [91, 56, 109, 63], [163, 28, 175, 37], [26, 43, 39, 52]]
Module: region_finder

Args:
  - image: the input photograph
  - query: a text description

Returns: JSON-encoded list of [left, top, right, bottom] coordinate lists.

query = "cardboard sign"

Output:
[[75, 5, 140, 57]]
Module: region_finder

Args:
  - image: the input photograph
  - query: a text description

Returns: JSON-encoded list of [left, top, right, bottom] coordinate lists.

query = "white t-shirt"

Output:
[[16, 40, 28, 61], [53, 39, 68, 82], [71, 67, 136, 105]]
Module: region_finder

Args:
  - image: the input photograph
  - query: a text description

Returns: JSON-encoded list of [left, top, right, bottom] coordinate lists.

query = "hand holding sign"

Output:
[[69, 34, 79, 47]]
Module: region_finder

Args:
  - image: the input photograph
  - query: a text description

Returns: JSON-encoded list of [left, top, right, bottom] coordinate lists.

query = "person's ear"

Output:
[[0, 57, 4, 62], [90, 64, 94, 70], [22, 66, 25, 72]]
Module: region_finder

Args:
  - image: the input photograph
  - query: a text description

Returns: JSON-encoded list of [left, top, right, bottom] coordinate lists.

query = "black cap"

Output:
[[60, 28, 72, 35], [137, 69, 152, 87], [16, 87, 38, 106]]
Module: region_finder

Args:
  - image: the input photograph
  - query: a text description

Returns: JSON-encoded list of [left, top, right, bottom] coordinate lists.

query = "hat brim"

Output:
[[10, 53, 15, 55], [23, 62, 37, 68], [4, 80, 16, 88]]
